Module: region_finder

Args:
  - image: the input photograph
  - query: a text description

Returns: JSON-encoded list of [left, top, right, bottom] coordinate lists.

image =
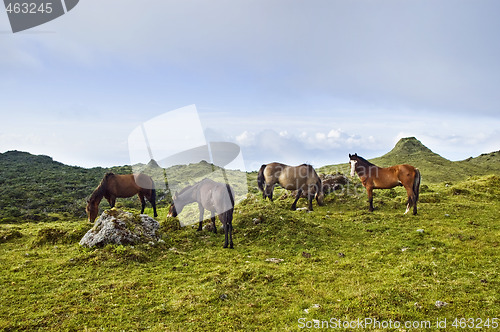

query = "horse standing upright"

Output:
[[257, 163, 324, 211], [86, 173, 158, 223], [167, 178, 236, 249], [349, 153, 421, 215]]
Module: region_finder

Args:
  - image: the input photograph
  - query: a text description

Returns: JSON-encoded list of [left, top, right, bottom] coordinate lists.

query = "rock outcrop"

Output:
[[79, 208, 160, 248]]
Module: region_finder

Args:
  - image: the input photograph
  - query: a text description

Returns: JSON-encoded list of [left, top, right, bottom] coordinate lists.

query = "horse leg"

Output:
[[109, 196, 116, 208], [228, 217, 233, 249], [403, 186, 414, 215], [366, 187, 374, 212], [264, 184, 274, 201], [211, 211, 217, 234], [307, 193, 314, 211], [222, 211, 234, 249], [138, 193, 146, 214], [291, 188, 303, 210], [222, 213, 229, 248], [197, 203, 204, 231], [147, 192, 158, 217]]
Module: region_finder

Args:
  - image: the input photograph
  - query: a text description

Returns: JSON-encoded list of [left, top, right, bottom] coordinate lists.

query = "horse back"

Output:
[[108, 174, 152, 197], [372, 164, 416, 189], [279, 164, 319, 190], [198, 179, 234, 214]]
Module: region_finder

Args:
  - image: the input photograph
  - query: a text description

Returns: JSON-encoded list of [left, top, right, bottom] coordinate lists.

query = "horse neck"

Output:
[[89, 183, 106, 204], [175, 184, 198, 210], [355, 158, 378, 175]]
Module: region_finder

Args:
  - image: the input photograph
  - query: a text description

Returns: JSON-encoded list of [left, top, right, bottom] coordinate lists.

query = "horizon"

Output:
[[1, 1, 499, 169], [2, 136, 497, 172]]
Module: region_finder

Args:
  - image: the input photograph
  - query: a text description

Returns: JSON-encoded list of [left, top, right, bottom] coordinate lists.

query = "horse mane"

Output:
[[356, 155, 377, 167], [89, 172, 114, 202], [177, 183, 195, 195]]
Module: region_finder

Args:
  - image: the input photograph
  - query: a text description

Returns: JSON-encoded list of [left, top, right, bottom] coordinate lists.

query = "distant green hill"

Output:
[[1, 138, 498, 222], [0, 151, 249, 222], [0, 151, 132, 222], [319, 137, 499, 183]]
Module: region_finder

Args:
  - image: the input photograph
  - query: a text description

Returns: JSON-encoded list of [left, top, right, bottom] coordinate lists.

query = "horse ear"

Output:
[[349, 153, 352, 158], [354, 153, 358, 156]]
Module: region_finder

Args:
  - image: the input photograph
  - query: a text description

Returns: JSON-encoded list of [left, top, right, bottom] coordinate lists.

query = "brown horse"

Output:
[[349, 153, 421, 215], [86, 172, 158, 223], [257, 163, 324, 211], [167, 178, 235, 249]]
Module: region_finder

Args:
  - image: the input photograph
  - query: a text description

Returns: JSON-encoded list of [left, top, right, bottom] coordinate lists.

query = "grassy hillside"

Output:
[[0, 142, 499, 330], [0, 151, 133, 222], [319, 137, 500, 183], [0, 175, 499, 330]]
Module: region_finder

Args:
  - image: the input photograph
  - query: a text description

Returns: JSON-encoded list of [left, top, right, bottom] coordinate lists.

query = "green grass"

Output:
[[1, 175, 499, 331]]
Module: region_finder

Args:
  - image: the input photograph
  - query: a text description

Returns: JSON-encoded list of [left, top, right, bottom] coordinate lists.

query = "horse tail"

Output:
[[413, 168, 421, 204], [257, 164, 267, 192], [151, 178, 157, 203], [225, 183, 235, 208], [316, 176, 324, 206]]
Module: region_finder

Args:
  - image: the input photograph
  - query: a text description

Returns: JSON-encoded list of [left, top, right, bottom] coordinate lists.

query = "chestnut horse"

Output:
[[167, 178, 235, 249], [349, 153, 421, 215], [257, 163, 324, 211], [86, 172, 158, 223]]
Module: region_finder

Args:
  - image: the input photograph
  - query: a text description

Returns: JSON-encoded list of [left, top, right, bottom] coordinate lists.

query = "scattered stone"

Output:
[[321, 173, 349, 194], [338, 252, 345, 258], [445, 214, 450, 217], [265, 258, 284, 264], [401, 247, 410, 252], [252, 217, 262, 225], [416, 229, 424, 233], [280, 173, 349, 200], [219, 294, 228, 300], [79, 208, 160, 248], [302, 252, 312, 258], [435, 300, 449, 308], [414, 302, 422, 309], [202, 223, 215, 232]]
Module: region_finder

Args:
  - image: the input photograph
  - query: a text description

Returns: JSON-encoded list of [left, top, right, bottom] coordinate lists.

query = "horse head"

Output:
[[349, 153, 359, 177], [167, 203, 178, 217], [167, 191, 179, 217], [86, 198, 99, 223]]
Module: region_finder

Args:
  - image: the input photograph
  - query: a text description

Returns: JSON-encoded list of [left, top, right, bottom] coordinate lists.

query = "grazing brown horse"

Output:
[[86, 173, 158, 223], [167, 178, 235, 249], [257, 163, 324, 211], [349, 153, 421, 215]]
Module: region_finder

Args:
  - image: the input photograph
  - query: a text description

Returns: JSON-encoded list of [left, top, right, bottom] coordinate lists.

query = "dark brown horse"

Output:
[[257, 163, 324, 211], [349, 153, 421, 215], [167, 178, 235, 249], [86, 172, 158, 223]]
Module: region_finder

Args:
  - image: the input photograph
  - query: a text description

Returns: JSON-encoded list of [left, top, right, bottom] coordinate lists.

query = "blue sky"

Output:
[[1, 0, 499, 170]]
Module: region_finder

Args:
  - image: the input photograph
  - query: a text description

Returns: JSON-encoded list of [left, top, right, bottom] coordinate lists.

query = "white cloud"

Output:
[[236, 131, 256, 147]]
